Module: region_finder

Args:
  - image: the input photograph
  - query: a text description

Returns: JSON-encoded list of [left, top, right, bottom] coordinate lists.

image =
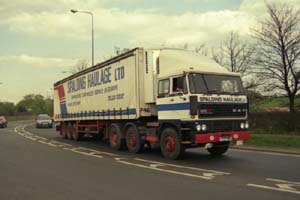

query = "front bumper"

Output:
[[37, 123, 52, 127], [194, 131, 251, 144]]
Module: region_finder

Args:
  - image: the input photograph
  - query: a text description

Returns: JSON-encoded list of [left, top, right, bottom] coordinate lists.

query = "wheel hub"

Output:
[[165, 135, 176, 152], [129, 132, 137, 147], [111, 131, 118, 145]]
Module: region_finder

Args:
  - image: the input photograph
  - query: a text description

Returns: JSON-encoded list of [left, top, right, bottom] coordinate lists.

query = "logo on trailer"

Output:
[[54, 85, 68, 116]]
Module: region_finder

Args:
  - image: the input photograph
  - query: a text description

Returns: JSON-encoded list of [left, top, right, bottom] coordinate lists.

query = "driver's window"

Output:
[[172, 76, 187, 94]]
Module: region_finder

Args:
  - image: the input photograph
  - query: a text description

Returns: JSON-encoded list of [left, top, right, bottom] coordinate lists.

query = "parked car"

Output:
[[0, 116, 8, 128], [36, 114, 53, 128]]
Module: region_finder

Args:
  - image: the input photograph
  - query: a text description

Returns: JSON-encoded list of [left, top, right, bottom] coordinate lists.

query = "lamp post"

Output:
[[70, 9, 94, 67]]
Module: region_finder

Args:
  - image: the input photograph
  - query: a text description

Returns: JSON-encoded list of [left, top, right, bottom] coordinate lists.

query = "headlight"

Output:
[[201, 124, 207, 131], [240, 122, 245, 129], [196, 124, 201, 132], [245, 121, 249, 129]]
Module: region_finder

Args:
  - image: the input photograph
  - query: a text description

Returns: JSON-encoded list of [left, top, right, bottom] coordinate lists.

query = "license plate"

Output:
[[220, 135, 231, 142]]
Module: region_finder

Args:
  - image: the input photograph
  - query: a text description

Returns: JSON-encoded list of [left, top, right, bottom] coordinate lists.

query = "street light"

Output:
[[70, 9, 94, 67]]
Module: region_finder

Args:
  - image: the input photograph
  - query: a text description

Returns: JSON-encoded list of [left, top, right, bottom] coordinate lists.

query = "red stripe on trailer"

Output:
[[194, 131, 251, 144], [54, 85, 66, 101], [146, 136, 158, 142]]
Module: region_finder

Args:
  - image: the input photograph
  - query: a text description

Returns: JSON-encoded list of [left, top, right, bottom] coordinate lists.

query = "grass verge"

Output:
[[6, 115, 35, 121], [245, 134, 300, 150]]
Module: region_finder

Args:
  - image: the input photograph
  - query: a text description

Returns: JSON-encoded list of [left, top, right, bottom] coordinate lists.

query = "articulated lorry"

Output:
[[54, 48, 250, 159]]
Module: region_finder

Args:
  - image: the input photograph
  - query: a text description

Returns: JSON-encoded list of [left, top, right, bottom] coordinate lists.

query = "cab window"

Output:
[[158, 79, 170, 97], [172, 76, 187, 94]]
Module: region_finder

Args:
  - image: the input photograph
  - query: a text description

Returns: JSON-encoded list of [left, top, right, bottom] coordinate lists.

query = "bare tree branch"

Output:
[[253, 2, 300, 112]]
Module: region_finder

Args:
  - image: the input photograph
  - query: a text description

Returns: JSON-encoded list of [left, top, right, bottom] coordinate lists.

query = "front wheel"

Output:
[[160, 127, 185, 160], [207, 142, 230, 156]]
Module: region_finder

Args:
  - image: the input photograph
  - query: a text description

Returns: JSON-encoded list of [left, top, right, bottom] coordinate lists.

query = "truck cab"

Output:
[[147, 49, 251, 159]]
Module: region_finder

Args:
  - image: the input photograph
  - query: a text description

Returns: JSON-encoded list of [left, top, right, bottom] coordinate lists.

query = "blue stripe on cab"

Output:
[[157, 103, 190, 111]]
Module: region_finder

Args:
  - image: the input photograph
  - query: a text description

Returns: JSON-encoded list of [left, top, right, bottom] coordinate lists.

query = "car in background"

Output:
[[0, 116, 8, 128], [36, 114, 53, 128]]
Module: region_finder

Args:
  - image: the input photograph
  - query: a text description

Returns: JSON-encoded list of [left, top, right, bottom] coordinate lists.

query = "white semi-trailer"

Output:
[[54, 48, 250, 159]]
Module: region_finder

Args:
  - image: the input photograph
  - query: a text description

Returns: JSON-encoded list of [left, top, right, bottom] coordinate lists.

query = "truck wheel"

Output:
[[109, 124, 125, 150], [126, 126, 144, 153], [207, 142, 230, 156], [66, 124, 73, 140], [62, 124, 68, 139], [160, 128, 185, 160], [72, 124, 82, 141]]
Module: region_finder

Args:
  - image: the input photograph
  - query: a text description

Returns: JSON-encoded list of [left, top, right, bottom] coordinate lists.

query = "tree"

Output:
[[212, 32, 254, 76], [253, 3, 300, 113], [0, 102, 16, 115], [114, 46, 130, 56], [16, 94, 52, 115], [71, 59, 89, 74], [194, 43, 208, 56]]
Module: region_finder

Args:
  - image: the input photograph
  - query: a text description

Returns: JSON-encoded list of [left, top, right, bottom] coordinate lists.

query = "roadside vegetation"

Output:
[[0, 94, 53, 119], [245, 135, 300, 150]]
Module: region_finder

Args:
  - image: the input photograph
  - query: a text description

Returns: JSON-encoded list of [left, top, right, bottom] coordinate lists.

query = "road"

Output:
[[0, 121, 300, 200]]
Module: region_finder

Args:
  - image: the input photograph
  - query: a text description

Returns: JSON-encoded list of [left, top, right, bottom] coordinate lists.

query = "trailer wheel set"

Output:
[[58, 121, 235, 159]]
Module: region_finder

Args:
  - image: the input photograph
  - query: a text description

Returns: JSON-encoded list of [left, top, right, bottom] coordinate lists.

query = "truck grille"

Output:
[[199, 103, 247, 118], [208, 121, 241, 132]]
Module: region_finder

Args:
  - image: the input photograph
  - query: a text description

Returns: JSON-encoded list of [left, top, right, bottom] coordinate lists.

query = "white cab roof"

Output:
[[155, 49, 239, 78]]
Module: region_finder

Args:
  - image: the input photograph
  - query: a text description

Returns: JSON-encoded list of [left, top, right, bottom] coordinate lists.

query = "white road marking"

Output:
[[247, 184, 300, 195], [69, 148, 104, 158], [135, 158, 230, 175], [266, 178, 300, 185], [116, 159, 211, 180], [248, 178, 300, 195]]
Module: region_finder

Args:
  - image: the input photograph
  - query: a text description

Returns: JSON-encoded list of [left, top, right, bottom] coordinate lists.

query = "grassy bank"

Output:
[[245, 134, 300, 150], [6, 115, 35, 121]]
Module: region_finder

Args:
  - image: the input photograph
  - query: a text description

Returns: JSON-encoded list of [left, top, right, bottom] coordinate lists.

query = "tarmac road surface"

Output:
[[0, 121, 299, 200]]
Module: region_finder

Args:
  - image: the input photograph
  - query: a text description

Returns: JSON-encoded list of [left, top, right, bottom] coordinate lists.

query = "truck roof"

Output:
[[54, 47, 239, 86], [156, 48, 239, 78]]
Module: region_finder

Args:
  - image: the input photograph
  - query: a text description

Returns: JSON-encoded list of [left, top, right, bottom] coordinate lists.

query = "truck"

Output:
[[53, 48, 251, 159]]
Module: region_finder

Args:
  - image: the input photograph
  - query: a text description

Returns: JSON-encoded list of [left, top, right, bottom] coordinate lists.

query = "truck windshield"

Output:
[[189, 73, 245, 95]]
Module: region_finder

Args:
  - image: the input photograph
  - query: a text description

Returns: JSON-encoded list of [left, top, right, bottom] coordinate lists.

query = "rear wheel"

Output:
[[126, 126, 144, 153], [109, 124, 125, 150], [66, 124, 73, 140], [72, 124, 83, 141], [207, 142, 230, 156], [61, 124, 68, 139], [160, 127, 185, 160]]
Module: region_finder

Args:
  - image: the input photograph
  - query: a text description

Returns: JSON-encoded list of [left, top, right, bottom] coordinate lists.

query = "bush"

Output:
[[249, 112, 300, 135]]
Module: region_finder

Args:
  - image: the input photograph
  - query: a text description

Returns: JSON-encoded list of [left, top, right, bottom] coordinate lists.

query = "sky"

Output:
[[0, 0, 299, 103]]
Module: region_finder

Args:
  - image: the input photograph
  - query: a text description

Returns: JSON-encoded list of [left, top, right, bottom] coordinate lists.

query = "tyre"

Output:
[[66, 124, 73, 140], [126, 126, 144, 153], [160, 127, 185, 160], [72, 124, 82, 141], [207, 142, 230, 156], [62, 124, 68, 139], [109, 124, 125, 150]]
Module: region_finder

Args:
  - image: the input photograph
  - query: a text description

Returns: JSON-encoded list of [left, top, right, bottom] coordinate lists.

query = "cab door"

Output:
[[156, 76, 190, 120]]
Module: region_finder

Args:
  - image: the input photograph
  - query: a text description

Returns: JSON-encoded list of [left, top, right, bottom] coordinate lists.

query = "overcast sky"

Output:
[[0, 0, 299, 103]]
